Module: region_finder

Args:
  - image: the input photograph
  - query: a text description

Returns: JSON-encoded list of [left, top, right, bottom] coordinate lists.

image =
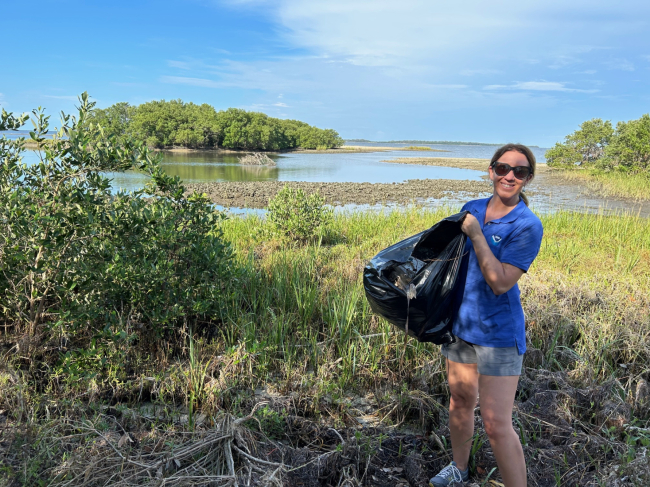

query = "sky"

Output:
[[1, 0, 649, 146]]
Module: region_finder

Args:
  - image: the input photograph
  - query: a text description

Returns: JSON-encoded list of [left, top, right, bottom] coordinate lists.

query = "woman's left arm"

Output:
[[462, 214, 525, 296]]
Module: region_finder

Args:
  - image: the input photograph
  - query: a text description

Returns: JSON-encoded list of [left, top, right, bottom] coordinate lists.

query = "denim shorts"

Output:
[[441, 337, 523, 376]]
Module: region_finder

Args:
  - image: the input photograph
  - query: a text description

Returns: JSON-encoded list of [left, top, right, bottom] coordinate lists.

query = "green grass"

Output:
[[3, 207, 649, 415], [214, 207, 650, 397], [557, 168, 650, 201]]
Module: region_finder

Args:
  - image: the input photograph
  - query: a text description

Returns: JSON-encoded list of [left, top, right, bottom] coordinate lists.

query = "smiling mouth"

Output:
[[499, 181, 515, 189]]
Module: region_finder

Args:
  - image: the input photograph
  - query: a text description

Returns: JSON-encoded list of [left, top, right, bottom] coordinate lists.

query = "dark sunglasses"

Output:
[[491, 162, 532, 180]]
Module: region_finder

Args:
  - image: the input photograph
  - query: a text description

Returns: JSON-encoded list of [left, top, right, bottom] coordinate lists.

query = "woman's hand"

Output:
[[461, 213, 482, 240], [461, 212, 525, 295]]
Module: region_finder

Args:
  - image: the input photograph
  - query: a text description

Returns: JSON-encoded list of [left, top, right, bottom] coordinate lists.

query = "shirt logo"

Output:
[[491, 235, 502, 246]]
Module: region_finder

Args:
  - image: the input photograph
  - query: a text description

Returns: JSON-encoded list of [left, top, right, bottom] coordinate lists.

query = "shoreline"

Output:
[[383, 156, 551, 174], [16, 140, 447, 154], [162, 145, 450, 154]]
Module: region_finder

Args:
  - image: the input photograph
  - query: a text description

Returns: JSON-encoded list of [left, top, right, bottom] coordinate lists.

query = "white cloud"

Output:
[[164, 0, 648, 143], [484, 81, 599, 93], [273, 102, 288, 107], [425, 84, 468, 89], [604, 58, 635, 71], [460, 69, 501, 76], [160, 76, 222, 88], [167, 60, 192, 70]]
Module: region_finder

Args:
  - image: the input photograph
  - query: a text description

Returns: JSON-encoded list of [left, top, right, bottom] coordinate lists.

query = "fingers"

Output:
[[461, 214, 478, 235]]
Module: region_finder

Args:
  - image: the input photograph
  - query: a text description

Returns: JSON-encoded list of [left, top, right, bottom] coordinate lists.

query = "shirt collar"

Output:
[[471, 197, 527, 225]]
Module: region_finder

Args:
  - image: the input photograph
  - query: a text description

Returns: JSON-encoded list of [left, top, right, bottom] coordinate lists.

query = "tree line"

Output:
[[545, 114, 650, 172], [88, 100, 344, 151]]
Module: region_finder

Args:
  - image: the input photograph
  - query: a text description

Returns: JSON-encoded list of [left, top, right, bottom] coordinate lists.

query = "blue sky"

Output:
[[1, 0, 649, 146]]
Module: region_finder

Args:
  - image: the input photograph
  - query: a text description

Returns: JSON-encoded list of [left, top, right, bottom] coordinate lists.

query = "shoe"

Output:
[[429, 461, 469, 486]]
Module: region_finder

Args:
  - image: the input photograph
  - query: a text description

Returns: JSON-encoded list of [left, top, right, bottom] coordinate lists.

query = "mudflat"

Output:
[[186, 178, 492, 208]]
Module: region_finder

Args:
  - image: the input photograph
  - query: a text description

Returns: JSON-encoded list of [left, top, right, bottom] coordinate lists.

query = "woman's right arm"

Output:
[[461, 214, 525, 296]]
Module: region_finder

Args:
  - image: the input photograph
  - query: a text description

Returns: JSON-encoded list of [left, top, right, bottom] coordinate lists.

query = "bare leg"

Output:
[[446, 359, 479, 471], [479, 375, 526, 487]]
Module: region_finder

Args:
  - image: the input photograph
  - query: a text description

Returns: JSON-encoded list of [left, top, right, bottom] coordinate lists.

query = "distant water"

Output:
[[345, 141, 550, 162]]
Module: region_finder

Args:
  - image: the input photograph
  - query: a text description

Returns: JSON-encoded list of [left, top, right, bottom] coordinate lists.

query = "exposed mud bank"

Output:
[[185, 179, 492, 208]]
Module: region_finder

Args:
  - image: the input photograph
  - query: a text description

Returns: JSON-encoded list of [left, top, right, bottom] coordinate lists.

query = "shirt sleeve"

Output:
[[500, 218, 543, 272]]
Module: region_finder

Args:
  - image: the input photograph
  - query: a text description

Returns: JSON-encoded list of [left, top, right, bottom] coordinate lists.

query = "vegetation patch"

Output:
[[267, 185, 333, 242], [555, 168, 650, 201], [88, 100, 344, 150], [545, 115, 650, 200], [401, 146, 435, 151]]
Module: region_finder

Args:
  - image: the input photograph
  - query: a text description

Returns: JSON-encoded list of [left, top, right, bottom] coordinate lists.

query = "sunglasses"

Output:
[[491, 162, 532, 180]]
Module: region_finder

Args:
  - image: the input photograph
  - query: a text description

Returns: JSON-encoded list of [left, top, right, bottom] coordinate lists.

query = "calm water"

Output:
[[18, 147, 488, 192]]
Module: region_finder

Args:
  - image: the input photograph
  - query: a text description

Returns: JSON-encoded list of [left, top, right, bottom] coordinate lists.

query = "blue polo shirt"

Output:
[[453, 197, 543, 354]]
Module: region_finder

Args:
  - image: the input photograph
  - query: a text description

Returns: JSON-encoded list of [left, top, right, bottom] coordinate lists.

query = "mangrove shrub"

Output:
[[89, 100, 344, 150], [546, 114, 650, 172], [267, 185, 333, 242], [0, 94, 233, 382]]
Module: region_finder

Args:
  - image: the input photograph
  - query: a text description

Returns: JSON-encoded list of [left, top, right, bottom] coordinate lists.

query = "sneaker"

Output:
[[429, 461, 469, 486]]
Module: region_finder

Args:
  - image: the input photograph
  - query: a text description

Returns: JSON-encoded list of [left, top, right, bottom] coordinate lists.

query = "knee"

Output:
[[450, 391, 477, 411], [481, 413, 513, 440]]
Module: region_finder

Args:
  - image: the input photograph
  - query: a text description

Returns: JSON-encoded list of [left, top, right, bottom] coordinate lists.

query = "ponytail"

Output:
[[520, 191, 529, 206]]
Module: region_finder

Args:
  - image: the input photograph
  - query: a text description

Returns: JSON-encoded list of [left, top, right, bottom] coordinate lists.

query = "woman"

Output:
[[429, 144, 543, 487]]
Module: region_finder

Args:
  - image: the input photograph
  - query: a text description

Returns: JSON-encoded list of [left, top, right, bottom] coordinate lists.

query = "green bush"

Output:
[[0, 93, 233, 382], [546, 115, 650, 173], [267, 185, 333, 242], [546, 118, 613, 168], [604, 114, 650, 171]]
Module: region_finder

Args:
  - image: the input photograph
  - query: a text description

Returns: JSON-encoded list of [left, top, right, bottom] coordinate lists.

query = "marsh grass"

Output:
[[557, 168, 650, 201], [2, 207, 650, 484], [402, 146, 434, 151]]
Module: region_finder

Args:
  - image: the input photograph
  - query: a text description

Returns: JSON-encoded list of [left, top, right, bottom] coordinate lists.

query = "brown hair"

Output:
[[489, 143, 536, 206]]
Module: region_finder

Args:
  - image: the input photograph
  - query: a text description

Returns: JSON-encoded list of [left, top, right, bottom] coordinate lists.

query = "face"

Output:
[[488, 150, 531, 201]]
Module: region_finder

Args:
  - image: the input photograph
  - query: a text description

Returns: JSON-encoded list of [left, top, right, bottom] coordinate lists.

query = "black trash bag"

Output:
[[363, 211, 469, 344]]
